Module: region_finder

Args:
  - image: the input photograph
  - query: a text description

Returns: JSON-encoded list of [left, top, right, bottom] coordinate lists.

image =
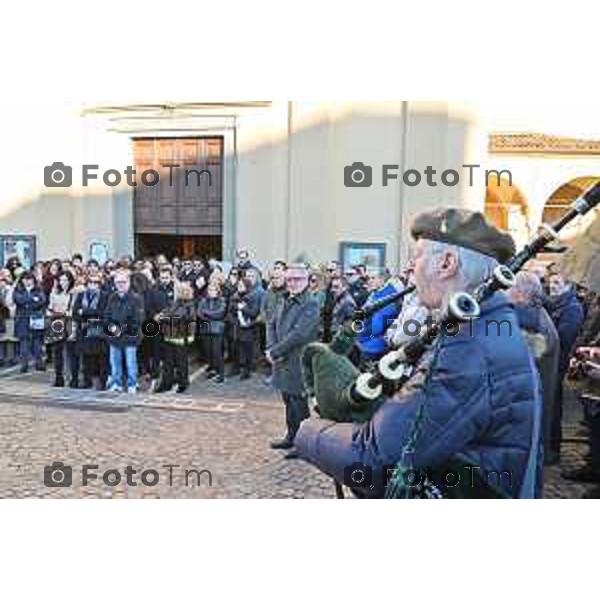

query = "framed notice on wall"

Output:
[[0, 235, 37, 269], [339, 242, 387, 273]]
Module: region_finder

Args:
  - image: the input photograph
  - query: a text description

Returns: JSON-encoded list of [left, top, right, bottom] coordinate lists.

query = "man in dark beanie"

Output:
[[296, 208, 542, 499]]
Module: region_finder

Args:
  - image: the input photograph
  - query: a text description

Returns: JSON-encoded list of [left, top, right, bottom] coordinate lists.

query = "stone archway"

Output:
[[542, 176, 600, 244], [485, 176, 530, 246]]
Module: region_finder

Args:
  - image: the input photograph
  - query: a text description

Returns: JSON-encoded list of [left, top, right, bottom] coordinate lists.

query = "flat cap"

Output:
[[411, 208, 516, 263]]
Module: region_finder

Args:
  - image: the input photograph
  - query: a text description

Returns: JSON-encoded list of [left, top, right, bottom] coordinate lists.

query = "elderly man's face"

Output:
[[114, 274, 130, 293], [413, 240, 459, 310], [285, 268, 309, 296]]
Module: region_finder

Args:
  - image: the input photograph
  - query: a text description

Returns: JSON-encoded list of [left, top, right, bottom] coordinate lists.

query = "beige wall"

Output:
[[2, 100, 597, 270]]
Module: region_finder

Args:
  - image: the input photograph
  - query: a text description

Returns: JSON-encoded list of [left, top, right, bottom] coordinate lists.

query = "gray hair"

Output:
[[513, 271, 545, 304], [424, 240, 499, 293]]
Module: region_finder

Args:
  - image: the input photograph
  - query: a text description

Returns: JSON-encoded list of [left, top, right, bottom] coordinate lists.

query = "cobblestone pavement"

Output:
[[0, 364, 594, 499]]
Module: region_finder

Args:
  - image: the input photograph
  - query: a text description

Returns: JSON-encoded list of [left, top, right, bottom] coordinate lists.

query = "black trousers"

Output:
[[225, 324, 238, 365], [53, 340, 79, 383], [141, 334, 162, 378], [162, 343, 189, 388], [282, 393, 310, 442], [82, 344, 108, 388], [207, 334, 224, 376], [239, 339, 255, 375]]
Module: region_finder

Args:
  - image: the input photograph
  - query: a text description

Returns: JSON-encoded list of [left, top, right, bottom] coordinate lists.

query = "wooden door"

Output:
[[133, 137, 224, 237]]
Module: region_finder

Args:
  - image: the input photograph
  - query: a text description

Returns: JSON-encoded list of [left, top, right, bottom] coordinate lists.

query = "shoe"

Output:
[[107, 384, 123, 393], [20, 363, 29, 374], [53, 377, 65, 388], [149, 379, 160, 393], [213, 375, 224, 384], [176, 385, 189, 394], [82, 381, 93, 390], [205, 370, 217, 380], [127, 387, 138, 395], [562, 466, 600, 484], [240, 372, 251, 381], [35, 361, 46, 372], [270, 438, 294, 450], [154, 383, 173, 394], [284, 449, 301, 460], [69, 380, 79, 389]]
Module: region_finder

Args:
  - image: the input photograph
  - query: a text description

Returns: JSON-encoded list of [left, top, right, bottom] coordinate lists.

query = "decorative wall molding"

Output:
[[490, 133, 600, 156]]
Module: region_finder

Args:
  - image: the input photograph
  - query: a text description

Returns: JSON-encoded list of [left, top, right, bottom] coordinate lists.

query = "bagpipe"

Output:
[[302, 181, 600, 427]]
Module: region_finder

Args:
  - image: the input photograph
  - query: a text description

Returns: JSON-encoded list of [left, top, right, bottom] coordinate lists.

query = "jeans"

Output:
[[19, 333, 42, 365], [108, 344, 138, 391]]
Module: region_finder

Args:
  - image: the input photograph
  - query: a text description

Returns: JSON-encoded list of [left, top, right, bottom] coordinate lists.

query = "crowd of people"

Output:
[[1, 217, 600, 497]]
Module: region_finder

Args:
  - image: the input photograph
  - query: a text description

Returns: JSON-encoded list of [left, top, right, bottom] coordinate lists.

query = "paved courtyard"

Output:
[[0, 363, 594, 499]]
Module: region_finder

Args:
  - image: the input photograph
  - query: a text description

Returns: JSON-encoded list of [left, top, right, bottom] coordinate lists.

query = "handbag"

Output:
[[29, 315, 46, 331]]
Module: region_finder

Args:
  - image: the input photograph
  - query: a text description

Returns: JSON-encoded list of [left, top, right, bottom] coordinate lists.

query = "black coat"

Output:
[[233, 288, 262, 342], [197, 297, 226, 336], [103, 292, 145, 346], [148, 283, 175, 317], [268, 290, 321, 396], [72, 290, 109, 352]]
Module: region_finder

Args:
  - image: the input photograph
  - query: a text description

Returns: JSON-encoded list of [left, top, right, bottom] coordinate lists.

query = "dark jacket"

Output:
[[72, 289, 109, 351], [13, 284, 47, 338], [349, 279, 370, 308], [578, 303, 600, 346], [262, 286, 287, 347], [162, 300, 196, 346], [234, 288, 262, 342], [268, 290, 321, 396], [197, 297, 226, 336], [296, 293, 542, 499], [331, 291, 356, 333], [148, 283, 175, 317], [547, 287, 585, 374], [103, 292, 145, 347], [514, 302, 560, 471]]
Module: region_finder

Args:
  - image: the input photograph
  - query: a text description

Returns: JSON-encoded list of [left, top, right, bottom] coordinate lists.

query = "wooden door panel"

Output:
[[133, 137, 224, 236]]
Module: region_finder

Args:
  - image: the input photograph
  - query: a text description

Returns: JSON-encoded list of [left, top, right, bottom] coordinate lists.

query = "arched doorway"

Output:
[[485, 176, 530, 245], [542, 176, 600, 243]]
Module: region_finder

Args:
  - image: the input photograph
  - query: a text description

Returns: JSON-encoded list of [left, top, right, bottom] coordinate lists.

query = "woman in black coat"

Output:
[[233, 278, 262, 381], [71, 275, 109, 390], [13, 271, 47, 373]]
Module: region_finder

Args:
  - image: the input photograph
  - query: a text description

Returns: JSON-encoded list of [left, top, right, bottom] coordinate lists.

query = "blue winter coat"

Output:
[[13, 285, 47, 338], [295, 293, 541, 499], [547, 287, 585, 374], [356, 282, 401, 360]]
